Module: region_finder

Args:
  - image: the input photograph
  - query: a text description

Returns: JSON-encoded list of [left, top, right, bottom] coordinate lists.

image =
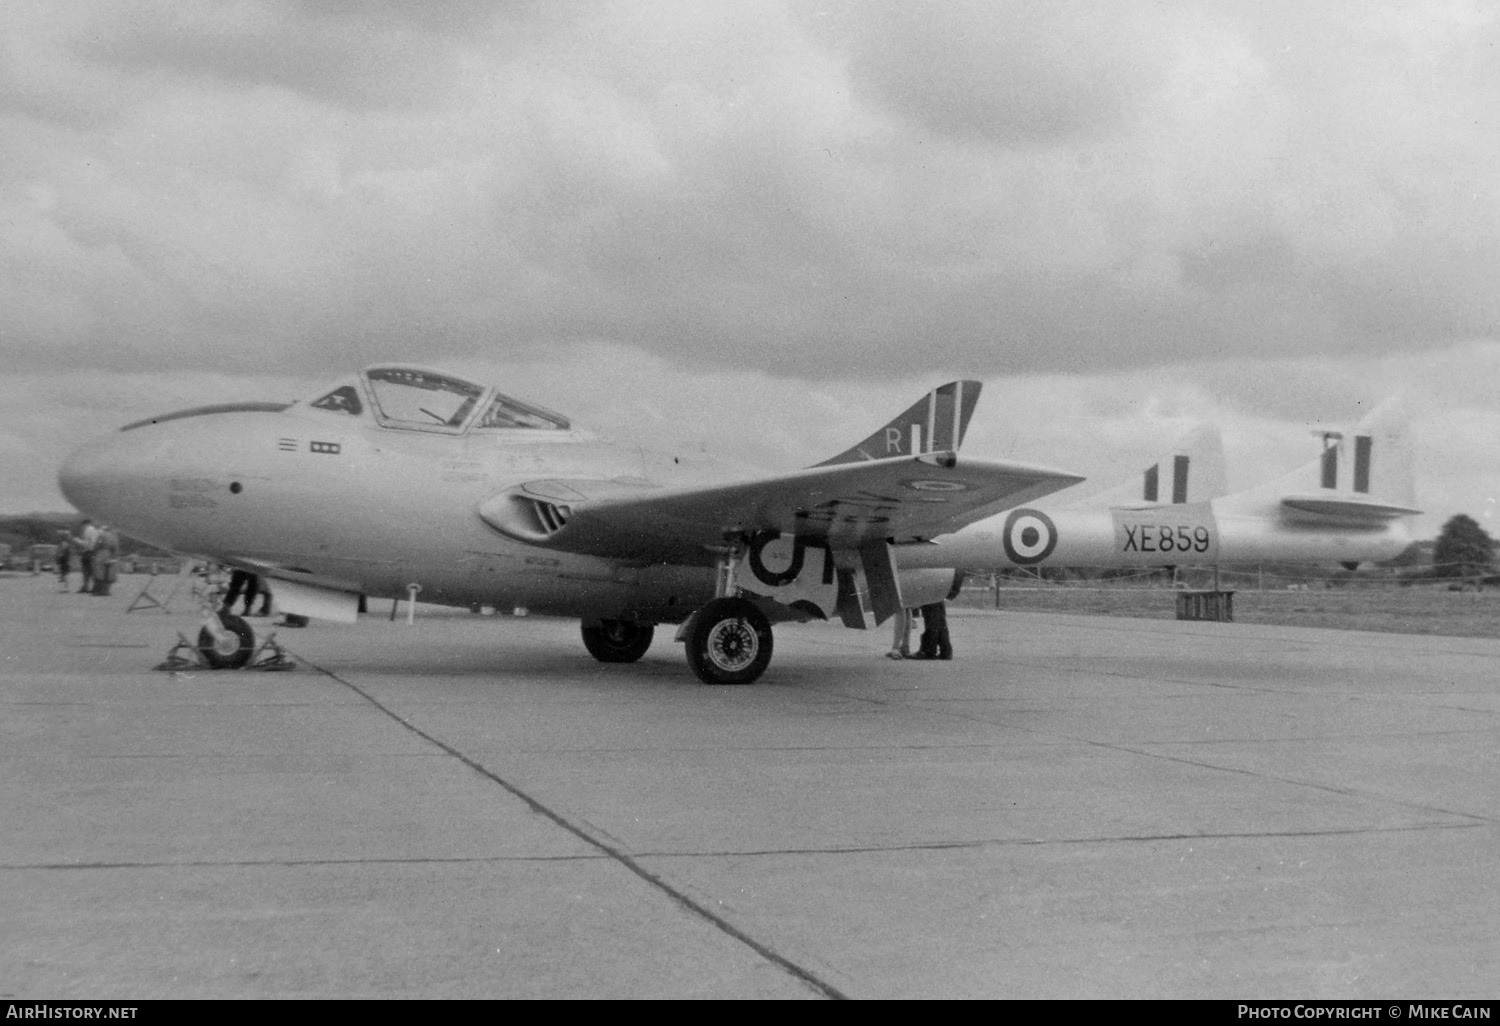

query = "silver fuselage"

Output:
[[60, 403, 738, 620], [896, 500, 1413, 572]]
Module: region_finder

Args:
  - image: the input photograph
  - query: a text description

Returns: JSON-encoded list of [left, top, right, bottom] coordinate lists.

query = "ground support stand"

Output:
[[127, 564, 193, 614]]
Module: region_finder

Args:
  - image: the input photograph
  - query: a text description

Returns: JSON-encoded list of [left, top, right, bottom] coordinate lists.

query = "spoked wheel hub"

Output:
[[704, 617, 759, 672], [685, 597, 774, 685]]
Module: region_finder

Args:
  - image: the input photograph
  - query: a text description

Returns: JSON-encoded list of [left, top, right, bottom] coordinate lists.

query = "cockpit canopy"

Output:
[[306, 365, 571, 435]]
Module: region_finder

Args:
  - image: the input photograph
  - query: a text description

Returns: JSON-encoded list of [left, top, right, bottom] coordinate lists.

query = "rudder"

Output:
[[815, 381, 982, 466]]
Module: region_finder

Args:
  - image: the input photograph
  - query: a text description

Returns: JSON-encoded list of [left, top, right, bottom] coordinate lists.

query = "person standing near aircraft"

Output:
[[912, 601, 952, 660], [887, 607, 915, 659], [250, 579, 272, 617], [221, 569, 263, 617], [91, 524, 119, 596], [54, 530, 73, 592], [75, 519, 99, 593]]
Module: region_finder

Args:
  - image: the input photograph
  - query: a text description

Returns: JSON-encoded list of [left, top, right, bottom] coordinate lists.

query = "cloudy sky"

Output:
[[3, 0, 1498, 538]]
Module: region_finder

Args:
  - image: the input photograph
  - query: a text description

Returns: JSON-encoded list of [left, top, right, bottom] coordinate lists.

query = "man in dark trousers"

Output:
[[914, 601, 953, 660], [221, 569, 264, 616]]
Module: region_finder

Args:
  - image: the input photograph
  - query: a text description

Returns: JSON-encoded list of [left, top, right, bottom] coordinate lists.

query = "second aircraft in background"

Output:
[[896, 400, 1419, 576]]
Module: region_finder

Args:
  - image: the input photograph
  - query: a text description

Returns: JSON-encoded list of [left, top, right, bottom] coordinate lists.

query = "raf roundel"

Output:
[[1002, 508, 1057, 565], [903, 479, 968, 492]]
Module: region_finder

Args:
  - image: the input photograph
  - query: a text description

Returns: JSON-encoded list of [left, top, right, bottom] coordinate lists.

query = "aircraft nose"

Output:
[[58, 430, 164, 528], [58, 437, 111, 517]]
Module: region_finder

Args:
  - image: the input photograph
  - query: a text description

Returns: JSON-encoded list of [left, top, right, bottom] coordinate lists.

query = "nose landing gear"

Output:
[[154, 571, 296, 671], [199, 612, 255, 669]]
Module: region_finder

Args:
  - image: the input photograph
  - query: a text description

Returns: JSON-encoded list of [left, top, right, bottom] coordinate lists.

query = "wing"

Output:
[[478, 451, 1085, 564]]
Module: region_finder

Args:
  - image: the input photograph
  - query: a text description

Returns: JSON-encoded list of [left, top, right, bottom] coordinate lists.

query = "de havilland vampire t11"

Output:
[[58, 365, 1084, 685], [897, 400, 1420, 576]]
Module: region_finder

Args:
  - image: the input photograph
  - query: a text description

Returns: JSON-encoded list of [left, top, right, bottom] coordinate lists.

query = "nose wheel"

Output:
[[684, 597, 773, 685], [198, 612, 255, 669]]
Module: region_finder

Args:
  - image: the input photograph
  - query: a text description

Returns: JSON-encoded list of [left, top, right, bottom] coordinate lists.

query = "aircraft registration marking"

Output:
[[1121, 523, 1212, 554], [1111, 507, 1220, 561]]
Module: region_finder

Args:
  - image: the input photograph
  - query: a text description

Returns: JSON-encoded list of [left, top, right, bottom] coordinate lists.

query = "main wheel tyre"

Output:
[[581, 619, 655, 663], [198, 612, 255, 669], [685, 597, 773, 685]]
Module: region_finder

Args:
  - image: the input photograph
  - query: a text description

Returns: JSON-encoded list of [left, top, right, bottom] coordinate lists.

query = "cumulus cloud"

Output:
[[2, 0, 1497, 379]]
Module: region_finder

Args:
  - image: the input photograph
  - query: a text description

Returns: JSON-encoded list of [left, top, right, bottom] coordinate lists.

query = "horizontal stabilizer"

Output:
[[1279, 496, 1423, 526], [1216, 398, 1419, 522]]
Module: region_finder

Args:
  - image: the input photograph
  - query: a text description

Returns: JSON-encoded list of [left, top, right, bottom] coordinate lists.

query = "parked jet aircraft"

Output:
[[58, 365, 1083, 684], [897, 400, 1418, 574]]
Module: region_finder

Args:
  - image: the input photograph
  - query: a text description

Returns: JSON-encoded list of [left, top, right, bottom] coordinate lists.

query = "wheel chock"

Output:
[[152, 631, 296, 672], [249, 632, 296, 671], [153, 633, 207, 672]]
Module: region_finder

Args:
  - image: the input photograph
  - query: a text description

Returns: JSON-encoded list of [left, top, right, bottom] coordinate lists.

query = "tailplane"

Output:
[[1219, 398, 1420, 524], [815, 381, 982, 466]]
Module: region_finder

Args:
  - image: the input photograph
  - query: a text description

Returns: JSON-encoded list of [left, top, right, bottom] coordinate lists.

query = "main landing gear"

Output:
[[581, 619, 655, 663], [683, 596, 773, 686], [677, 538, 776, 686], [580, 540, 780, 686]]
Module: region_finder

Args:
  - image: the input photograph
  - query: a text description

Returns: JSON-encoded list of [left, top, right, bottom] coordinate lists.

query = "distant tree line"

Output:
[[0, 513, 172, 558], [1429, 513, 1496, 581]]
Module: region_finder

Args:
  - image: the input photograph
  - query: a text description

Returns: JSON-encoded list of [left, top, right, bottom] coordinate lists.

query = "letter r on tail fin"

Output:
[[815, 381, 982, 467]]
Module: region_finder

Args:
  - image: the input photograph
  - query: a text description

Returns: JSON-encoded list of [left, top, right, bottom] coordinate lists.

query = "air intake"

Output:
[[529, 498, 571, 534], [478, 493, 573, 543]]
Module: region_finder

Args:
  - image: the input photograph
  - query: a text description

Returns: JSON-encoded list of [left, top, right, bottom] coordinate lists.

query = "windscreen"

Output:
[[365, 368, 485, 430]]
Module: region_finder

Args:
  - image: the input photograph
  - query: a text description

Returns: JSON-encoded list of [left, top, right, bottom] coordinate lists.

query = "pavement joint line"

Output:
[[630, 820, 1492, 858], [0, 854, 609, 871], [1039, 725, 1496, 827], [963, 609, 1500, 655], [734, 683, 1500, 827], [285, 647, 851, 1001], [1093, 739, 1499, 826], [2, 819, 1487, 873], [991, 658, 1346, 695], [1123, 728, 1500, 744], [820, 682, 1500, 827]]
